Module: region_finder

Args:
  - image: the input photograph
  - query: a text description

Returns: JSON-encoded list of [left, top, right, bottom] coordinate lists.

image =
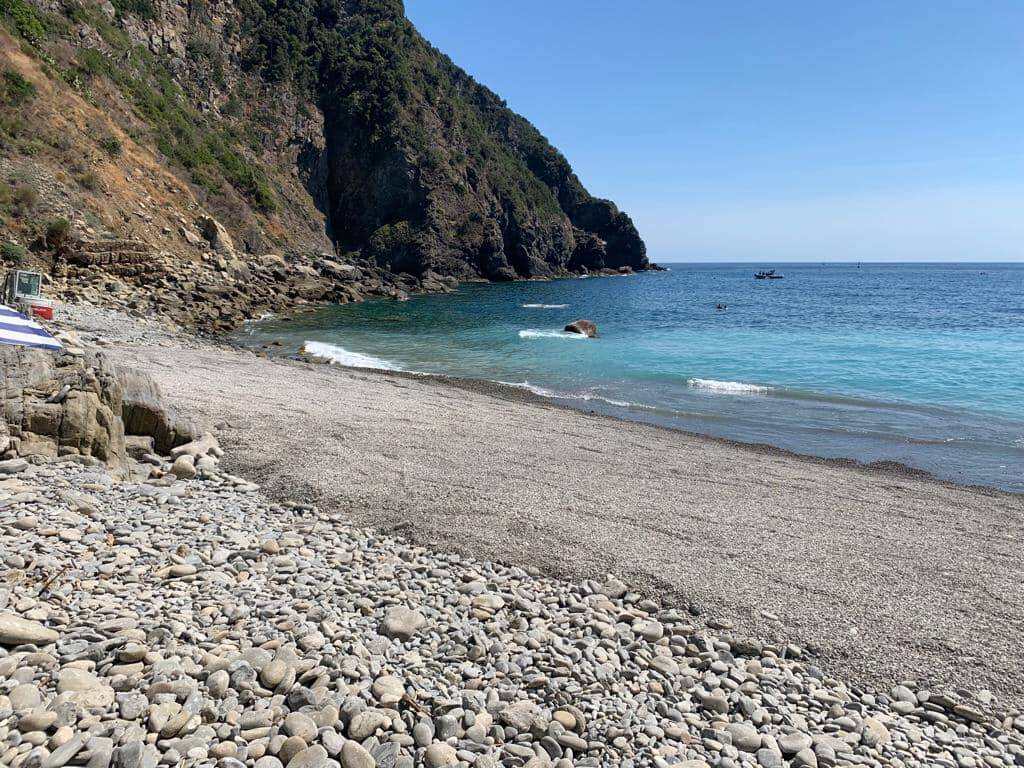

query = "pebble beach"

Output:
[[0, 304, 1022, 768], [4, 458, 1024, 768]]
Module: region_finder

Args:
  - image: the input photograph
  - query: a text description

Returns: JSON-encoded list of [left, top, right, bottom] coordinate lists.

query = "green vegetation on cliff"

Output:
[[1, 0, 645, 279], [0, 0, 277, 216], [235, 0, 647, 278]]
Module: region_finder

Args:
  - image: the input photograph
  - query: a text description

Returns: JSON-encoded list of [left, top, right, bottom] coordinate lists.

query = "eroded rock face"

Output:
[[0, 345, 127, 471], [0, 345, 195, 473]]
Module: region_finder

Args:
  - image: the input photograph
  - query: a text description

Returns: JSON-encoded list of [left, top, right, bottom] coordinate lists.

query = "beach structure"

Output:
[[3, 269, 55, 320], [0, 275, 62, 350]]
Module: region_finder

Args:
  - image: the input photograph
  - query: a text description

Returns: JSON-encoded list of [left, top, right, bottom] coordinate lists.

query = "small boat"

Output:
[[754, 269, 784, 280]]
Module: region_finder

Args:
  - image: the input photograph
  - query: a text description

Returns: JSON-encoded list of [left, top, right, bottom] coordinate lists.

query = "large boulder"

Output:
[[118, 368, 200, 454], [564, 319, 597, 338], [196, 215, 237, 257]]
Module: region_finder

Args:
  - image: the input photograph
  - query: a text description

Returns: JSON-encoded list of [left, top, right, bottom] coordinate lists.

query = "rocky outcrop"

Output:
[[0, 341, 198, 473], [564, 319, 598, 338], [0, 344, 127, 471], [67, 240, 163, 278]]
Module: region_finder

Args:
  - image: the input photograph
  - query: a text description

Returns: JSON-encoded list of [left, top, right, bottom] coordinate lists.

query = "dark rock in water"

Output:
[[564, 320, 597, 338]]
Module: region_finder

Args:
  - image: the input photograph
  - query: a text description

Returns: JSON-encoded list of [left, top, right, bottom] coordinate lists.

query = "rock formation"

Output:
[[0, 0, 649, 332], [0, 341, 199, 473], [0, 344, 127, 470], [564, 320, 598, 338]]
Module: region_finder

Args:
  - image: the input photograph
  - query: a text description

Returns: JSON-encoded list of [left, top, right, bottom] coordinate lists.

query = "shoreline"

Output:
[[234, 277, 1024, 496], [258, 351, 1020, 501], [68, 302, 1024, 710]]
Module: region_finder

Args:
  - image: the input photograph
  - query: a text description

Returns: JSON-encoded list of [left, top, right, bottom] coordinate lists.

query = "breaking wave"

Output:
[[687, 378, 772, 395], [304, 341, 404, 371], [518, 329, 587, 340], [500, 381, 653, 410], [521, 303, 569, 309]]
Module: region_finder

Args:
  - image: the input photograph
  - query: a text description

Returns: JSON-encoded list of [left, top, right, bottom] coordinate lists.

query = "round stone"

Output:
[[726, 722, 762, 752], [372, 675, 405, 705], [380, 606, 426, 641], [553, 710, 577, 731], [423, 743, 459, 768], [284, 713, 318, 743], [778, 732, 813, 754], [339, 741, 375, 768], [261, 659, 289, 689]]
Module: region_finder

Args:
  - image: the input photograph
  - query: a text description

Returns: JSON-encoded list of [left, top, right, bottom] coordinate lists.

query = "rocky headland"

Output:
[[1, 0, 651, 333]]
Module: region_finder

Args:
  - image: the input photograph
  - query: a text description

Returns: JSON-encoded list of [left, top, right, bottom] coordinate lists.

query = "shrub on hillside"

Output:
[[110, 0, 154, 20], [0, 0, 48, 46], [1, 69, 36, 105], [0, 241, 26, 265], [0, 181, 38, 218], [75, 170, 100, 189], [98, 135, 122, 157], [43, 217, 71, 250]]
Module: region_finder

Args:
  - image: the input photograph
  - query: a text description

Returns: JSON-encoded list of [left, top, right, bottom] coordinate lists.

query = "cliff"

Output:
[[0, 0, 647, 328]]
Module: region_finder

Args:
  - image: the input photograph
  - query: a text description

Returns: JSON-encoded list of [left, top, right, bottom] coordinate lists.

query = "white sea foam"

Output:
[[242, 312, 277, 324], [241, 313, 277, 333], [518, 329, 587, 340], [304, 341, 404, 371], [521, 303, 569, 309], [500, 381, 651, 410], [687, 378, 772, 394], [500, 380, 559, 397]]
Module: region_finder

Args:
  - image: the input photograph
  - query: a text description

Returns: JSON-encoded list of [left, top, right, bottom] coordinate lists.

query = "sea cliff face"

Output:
[[250, 0, 648, 280], [0, 0, 646, 329]]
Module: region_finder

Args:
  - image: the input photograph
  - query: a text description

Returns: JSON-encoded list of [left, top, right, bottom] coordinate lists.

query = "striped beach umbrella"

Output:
[[0, 305, 62, 350]]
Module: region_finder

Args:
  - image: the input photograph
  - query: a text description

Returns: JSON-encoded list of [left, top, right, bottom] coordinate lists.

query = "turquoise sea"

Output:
[[240, 263, 1024, 492]]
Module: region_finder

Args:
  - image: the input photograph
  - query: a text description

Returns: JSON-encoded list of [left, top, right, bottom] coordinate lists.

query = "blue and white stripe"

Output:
[[0, 305, 62, 350]]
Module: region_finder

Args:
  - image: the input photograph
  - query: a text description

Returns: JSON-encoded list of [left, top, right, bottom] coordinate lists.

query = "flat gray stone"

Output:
[[0, 613, 58, 646]]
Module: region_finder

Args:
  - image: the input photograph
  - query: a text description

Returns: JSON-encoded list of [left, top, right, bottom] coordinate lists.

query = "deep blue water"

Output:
[[240, 263, 1024, 492]]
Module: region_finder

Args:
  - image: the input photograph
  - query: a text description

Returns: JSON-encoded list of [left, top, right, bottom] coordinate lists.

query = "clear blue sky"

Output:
[[405, 0, 1024, 262]]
